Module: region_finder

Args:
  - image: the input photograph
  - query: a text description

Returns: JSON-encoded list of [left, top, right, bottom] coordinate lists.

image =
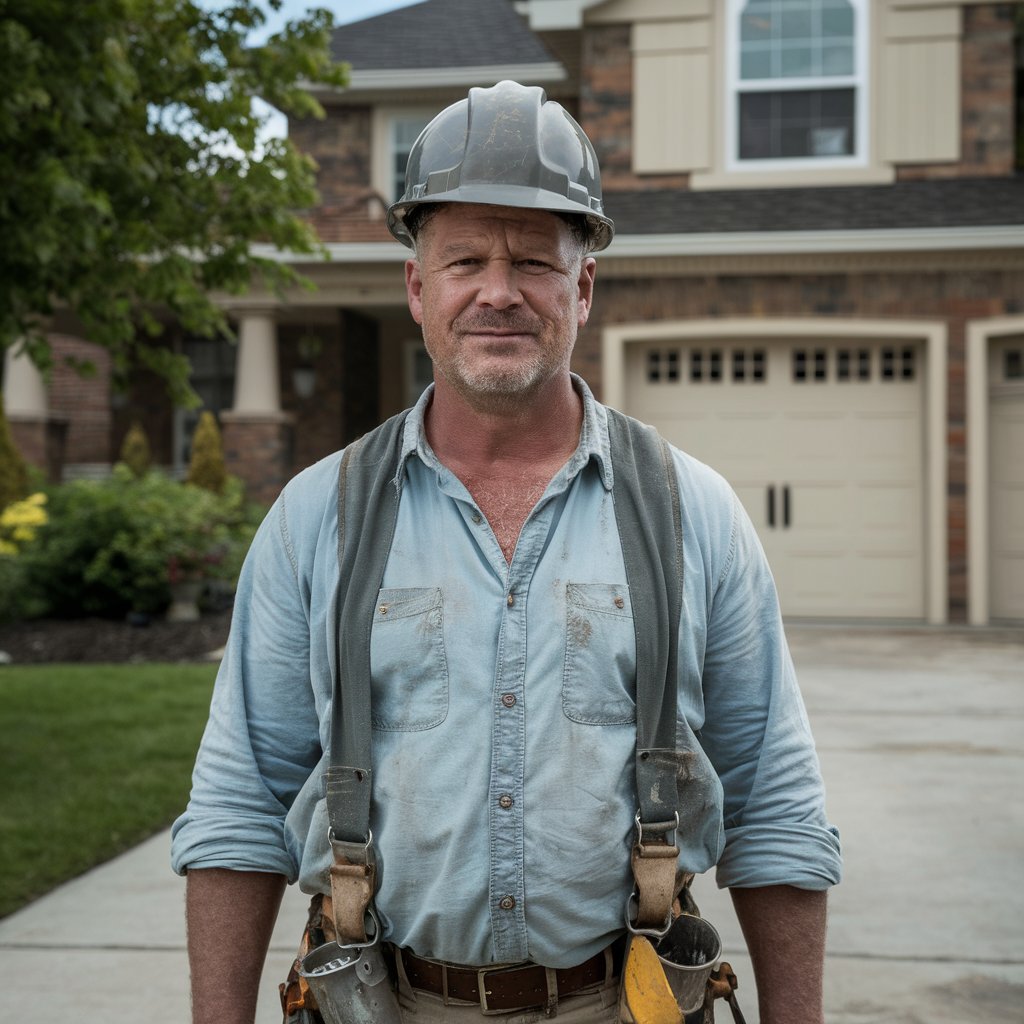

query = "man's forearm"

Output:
[[730, 884, 828, 1024], [186, 867, 287, 1024]]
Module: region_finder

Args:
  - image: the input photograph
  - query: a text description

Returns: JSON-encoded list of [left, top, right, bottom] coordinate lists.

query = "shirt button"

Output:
[[472, 512, 482, 524], [614, 596, 625, 609], [498, 895, 516, 911], [507, 592, 515, 607], [500, 693, 517, 708], [498, 794, 513, 809]]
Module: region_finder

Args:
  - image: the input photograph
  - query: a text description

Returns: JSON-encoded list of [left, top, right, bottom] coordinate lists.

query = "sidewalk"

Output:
[[1, 624, 1022, 1022]]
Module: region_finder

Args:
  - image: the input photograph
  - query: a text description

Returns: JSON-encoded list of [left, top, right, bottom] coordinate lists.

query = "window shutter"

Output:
[[632, 19, 713, 173]]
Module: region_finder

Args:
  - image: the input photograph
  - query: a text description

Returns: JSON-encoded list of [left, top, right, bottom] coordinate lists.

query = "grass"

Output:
[[0, 663, 216, 919]]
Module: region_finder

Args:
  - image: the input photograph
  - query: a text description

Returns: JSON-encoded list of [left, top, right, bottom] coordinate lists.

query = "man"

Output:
[[172, 81, 841, 1024]]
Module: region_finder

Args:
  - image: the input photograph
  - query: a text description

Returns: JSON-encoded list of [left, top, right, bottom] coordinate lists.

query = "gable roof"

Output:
[[331, 0, 558, 72]]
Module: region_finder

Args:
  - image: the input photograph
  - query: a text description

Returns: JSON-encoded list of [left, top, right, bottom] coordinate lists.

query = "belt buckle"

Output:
[[477, 965, 504, 1016], [477, 963, 531, 1016]]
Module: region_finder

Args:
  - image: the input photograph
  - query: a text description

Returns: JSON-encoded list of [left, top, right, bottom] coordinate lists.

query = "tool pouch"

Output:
[[620, 888, 746, 1024], [280, 895, 328, 1024], [281, 893, 403, 1024]]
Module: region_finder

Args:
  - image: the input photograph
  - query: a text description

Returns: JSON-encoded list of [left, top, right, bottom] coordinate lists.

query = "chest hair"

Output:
[[463, 473, 552, 563]]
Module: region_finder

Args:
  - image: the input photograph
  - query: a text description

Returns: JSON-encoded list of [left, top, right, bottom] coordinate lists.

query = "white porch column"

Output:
[[3, 345, 48, 415], [232, 309, 281, 413]]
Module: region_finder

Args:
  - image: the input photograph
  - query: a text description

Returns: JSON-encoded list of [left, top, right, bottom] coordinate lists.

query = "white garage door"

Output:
[[989, 337, 1024, 621], [626, 338, 925, 619]]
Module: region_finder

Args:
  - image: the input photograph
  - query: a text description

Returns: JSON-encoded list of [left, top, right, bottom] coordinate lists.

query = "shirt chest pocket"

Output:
[[370, 587, 449, 731], [562, 582, 637, 725]]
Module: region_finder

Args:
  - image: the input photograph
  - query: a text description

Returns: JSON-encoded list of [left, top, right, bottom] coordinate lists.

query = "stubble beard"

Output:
[[428, 312, 570, 412]]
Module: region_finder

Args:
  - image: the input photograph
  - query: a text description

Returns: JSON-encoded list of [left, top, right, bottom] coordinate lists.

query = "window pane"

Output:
[[739, 87, 854, 159], [741, 4, 773, 43], [822, 3, 854, 39], [739, 0, 855, 81], [392, 115, 430, 201], [780, 4, 812, 41], [822, 42, 854, 75], [781, 43, 814, 77], [741, 46, 773, 79]]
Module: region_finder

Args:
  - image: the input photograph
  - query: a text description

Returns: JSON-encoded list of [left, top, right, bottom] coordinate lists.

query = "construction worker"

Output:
[[172, 81, 841, 1024]]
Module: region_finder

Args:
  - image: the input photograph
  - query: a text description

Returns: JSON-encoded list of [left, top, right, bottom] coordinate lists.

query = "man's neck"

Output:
[[425, 374, 584, 478]]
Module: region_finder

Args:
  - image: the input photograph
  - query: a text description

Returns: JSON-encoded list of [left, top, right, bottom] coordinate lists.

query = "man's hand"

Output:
[[730, 884, 828, 1024], [186, 867, 287, 1024]]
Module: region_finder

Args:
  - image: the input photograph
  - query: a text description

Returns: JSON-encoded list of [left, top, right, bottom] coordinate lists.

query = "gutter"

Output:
[[253, 224, 1024, 264]]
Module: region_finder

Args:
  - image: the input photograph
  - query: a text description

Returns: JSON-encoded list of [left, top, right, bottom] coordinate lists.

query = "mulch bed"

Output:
[[0, 610, 233, 664]]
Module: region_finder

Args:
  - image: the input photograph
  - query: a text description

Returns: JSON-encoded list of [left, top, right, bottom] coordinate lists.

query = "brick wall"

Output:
[[47, 335, 113, 464], [291, 106, 375, 207], [573, 261, 1024, 621]]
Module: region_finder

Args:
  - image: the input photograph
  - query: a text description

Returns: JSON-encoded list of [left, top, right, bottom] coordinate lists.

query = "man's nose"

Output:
[[475, 261, 522, 308]]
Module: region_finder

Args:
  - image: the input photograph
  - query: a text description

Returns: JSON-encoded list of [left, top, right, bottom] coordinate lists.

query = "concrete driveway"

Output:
[[1, 624, 1021, 1022]]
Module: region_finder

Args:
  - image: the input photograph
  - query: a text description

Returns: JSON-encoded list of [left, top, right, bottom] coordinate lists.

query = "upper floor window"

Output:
[[727, 0, 868, 170], [390, 114, 431, 202]]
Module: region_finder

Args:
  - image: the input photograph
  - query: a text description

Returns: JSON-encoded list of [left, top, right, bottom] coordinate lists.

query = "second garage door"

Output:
[[625, 338, 925, 619]]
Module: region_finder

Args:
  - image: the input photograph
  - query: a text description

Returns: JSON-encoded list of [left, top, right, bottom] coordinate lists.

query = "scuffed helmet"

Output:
[[387, 80, 614, 252]]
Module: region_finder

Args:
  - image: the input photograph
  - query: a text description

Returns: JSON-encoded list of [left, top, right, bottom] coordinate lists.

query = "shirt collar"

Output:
[[399, 374, 614, 491]]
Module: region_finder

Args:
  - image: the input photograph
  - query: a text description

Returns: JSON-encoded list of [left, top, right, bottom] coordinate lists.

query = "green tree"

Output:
[[0, 0, 347, 404]]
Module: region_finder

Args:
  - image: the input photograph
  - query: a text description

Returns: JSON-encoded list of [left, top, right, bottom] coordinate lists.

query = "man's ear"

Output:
[[577, 257, 597, 327], [405, 258, 424, 325]]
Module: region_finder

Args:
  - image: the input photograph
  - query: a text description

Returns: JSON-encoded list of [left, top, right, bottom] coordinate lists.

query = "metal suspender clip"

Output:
[[625, 810, 679, 939]]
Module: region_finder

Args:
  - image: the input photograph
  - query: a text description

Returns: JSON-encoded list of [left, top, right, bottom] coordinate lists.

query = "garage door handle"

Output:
[[767, 485, 776, 528], [782, 485, 791, 528]]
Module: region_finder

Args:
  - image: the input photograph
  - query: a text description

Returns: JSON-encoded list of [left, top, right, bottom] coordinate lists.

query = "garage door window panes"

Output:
[[645, 347, 766, 383], [729, 0, 867, 169], [793, 345, 916, 382]]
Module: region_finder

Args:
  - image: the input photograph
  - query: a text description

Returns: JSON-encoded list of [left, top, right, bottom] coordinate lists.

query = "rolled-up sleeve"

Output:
[[698, 490, 841, 891], [170, 487, 325, 880]]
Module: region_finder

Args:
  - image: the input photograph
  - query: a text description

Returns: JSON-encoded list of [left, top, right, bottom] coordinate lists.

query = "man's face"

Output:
[[405, 204, 596, 410]]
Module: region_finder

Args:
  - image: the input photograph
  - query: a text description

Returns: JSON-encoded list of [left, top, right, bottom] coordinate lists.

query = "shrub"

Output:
[[186, 411, 227, 494], [119, 422, 152, 478], [15, 468, 263, 619], [0, 396, 30, 510]]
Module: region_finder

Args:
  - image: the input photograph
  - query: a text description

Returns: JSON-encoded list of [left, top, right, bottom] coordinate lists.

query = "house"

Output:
[[5, 0, 1023, 626]]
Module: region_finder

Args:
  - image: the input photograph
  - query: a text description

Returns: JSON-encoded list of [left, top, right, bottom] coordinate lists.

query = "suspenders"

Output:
[[324, 407, 684, 945]]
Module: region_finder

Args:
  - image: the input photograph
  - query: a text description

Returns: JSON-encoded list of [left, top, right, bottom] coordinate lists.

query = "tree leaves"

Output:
[[0, 0, 348, 405]]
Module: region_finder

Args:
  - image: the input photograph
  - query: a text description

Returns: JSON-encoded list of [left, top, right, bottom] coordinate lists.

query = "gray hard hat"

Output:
[[387, 80, 614, 252]]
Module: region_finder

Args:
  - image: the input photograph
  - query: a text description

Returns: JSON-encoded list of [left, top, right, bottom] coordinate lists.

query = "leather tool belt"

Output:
[[393, 935, 625, 1015]]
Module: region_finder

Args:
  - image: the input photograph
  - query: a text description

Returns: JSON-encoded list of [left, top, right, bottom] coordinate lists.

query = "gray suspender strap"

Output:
[[325, 411, 408, 946], [605, 409, 685, 934], [324, 405, 684, 943]]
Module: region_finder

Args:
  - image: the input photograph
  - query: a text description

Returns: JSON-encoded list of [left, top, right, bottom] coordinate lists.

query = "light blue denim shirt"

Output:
[[171, 376, 841, 968]]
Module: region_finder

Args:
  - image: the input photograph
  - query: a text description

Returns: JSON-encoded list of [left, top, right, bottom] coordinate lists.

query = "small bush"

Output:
[[186, 411, 227, 494], [119, 422, 152, 478], [15, 468, 264, 619]]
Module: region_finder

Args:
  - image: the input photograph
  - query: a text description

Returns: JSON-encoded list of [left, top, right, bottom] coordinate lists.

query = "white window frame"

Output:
[[725, 0, 870, 173]]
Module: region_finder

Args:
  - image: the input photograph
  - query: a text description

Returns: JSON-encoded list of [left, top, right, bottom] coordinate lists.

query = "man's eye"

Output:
[[518, 259, 550, 272]]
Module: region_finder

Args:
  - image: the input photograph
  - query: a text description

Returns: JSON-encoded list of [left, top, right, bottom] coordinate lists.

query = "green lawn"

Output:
[[0, 663, 215, 918]]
